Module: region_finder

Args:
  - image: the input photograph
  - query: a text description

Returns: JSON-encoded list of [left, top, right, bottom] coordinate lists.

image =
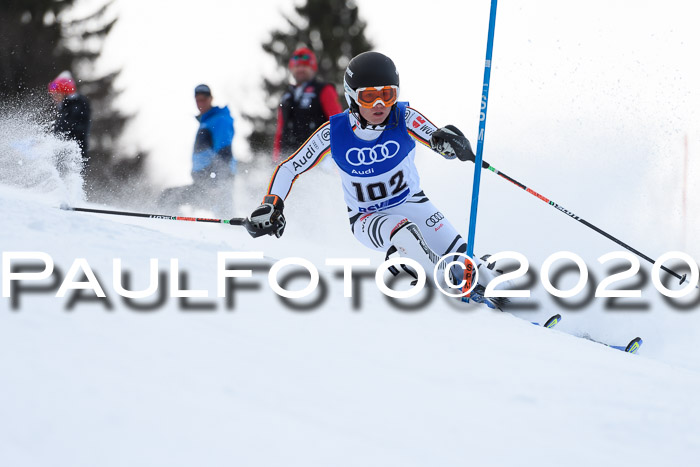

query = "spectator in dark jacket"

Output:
[[48, 71, 91, 170], [158, 84, 236, 216], [273, 47, 342, 163]]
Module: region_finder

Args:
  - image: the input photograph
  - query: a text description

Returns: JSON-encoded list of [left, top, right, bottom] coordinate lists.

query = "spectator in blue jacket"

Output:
[[158, 84, 236, 216], [192, 84, 236, 179]]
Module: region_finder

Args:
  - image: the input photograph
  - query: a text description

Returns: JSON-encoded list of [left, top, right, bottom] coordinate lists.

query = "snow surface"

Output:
[[1, 119, 700, 466]]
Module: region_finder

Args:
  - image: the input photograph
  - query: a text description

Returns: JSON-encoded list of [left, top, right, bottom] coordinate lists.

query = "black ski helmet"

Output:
[[343, 51, 400, 112]]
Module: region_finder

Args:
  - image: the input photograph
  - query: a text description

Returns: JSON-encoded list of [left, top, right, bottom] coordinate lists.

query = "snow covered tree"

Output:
[[245, 0, 373, 155]]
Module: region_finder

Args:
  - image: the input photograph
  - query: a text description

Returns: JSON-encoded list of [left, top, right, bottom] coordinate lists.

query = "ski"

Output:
[[581, 335, 644, 355], [470, 296, 639, 352], [469, 287, 641, 352], [609, 337, 643, 354], [526, 313, 642, 353], [467, 284, 562, 329], [467, 285, 639, 350], [531, 313, 562, 329]]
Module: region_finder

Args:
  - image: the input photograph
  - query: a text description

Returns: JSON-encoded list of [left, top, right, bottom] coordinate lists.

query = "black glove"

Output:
[[430, 125, 475, 162], [247, 195, 286, 238]]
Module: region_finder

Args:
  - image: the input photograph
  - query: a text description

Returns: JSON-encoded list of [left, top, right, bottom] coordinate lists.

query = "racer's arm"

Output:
[[405, 106, 475, 162], [405, 106, 439, 150], [247, 121, 332, 239], [266, 120, 332, 200]]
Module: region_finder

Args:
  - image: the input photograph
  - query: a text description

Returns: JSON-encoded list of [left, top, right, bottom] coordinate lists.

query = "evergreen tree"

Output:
[[0, 0, 148, 203], [246, 0, 373, 155]]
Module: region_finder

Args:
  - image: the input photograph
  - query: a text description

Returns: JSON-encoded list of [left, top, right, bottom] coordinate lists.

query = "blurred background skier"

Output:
[[48, 71, 91, 176]]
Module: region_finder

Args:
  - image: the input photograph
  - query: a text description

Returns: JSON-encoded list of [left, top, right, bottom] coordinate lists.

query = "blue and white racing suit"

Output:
[[265, 102, 468, 277]]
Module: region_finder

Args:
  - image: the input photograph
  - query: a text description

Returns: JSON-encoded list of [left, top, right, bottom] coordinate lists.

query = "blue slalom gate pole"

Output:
[[463, 0, 498, 300]]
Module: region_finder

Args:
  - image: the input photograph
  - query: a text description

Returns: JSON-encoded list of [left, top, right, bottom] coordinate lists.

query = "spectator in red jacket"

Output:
[[273, 47, 342, 163]]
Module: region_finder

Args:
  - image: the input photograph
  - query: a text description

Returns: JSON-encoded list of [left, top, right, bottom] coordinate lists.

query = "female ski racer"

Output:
[[247, 51, 494, 298]]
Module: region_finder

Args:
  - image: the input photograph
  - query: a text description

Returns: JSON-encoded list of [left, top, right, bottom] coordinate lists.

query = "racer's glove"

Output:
[[430, 125, 475, 162], [247, 195, 286, 238]]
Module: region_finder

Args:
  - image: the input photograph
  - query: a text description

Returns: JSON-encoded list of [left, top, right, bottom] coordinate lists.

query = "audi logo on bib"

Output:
[[425, 212, 444, 227], [345, 140, 400, 166]]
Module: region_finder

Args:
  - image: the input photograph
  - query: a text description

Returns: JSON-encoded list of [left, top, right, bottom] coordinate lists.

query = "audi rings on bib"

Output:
[[345, 140, 400, 166]]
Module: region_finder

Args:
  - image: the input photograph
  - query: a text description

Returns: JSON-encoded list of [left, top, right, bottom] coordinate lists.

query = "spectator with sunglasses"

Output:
[[246, 52, 499, 303], [273, 47, 343, 163]]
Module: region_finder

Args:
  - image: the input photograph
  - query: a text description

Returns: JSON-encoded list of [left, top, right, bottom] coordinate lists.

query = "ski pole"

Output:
[[478, 160, 694, 286], [60, 204, 247, 227], [60, 204, 282, 238]]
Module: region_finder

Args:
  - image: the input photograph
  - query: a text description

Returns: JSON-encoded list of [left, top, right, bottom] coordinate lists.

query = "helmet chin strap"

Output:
[[348, 100, 399, 130], [350, 105, 370, 129], [345, 94, 369, 129]]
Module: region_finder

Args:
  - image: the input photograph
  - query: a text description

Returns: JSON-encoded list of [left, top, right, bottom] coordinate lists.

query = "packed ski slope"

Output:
[[1, 123, 700, 466]]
